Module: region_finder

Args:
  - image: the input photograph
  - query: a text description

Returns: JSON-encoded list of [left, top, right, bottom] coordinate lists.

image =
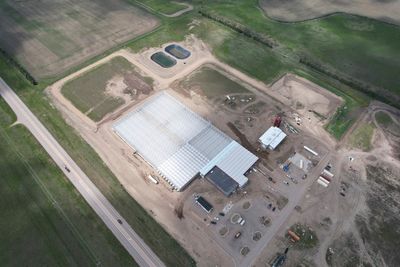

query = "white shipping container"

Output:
[[317, 178, 329, 187], [322, 169, 334, 178], [318, 176, 330, 185]]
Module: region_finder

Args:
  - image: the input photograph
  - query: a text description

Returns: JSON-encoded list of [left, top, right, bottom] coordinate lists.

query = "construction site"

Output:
[[45, 35, 396, 267]]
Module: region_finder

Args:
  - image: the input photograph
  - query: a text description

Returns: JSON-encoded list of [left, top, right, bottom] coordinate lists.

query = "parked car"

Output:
[[210, 221, 217, 225], [64, 165, 71, 173], [234, 232, 242, 239]]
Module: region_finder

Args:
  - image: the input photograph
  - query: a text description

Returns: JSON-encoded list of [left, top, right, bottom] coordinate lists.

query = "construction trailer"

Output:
[[195, 196, 213, 213]]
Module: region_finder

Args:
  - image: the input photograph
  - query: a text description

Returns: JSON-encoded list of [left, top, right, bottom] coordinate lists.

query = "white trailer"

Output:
[[318, 176, 330, 185], [304, 146, 318, 156], [147, 175, 159, 184], [322, 169, 334, 178], [317, 178, 329, 187]]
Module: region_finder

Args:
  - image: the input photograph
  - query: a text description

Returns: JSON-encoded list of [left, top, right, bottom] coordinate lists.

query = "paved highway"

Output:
[[0, 78, 165, 267]]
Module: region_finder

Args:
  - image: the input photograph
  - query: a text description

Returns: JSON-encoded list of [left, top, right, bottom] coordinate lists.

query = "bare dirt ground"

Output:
[[253, 101, 400, 267], [47, 36, 348, 266], [0, 0, 159, 78], [260, 0, 400, 25]]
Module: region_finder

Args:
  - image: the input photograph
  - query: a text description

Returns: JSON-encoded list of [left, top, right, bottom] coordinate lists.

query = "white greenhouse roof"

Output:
[[200, 141, 258, 187], [259, 126, 287, 150], [113, 92, 258, 191]]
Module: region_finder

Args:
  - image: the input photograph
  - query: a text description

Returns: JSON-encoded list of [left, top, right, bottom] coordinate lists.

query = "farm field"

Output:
[[199, 1, 400, 103], [176, 65, 249, 98], [0, 0, 159, 79], [0, 99, 136, 267], [259, 0, 400, 25], [137, 0, 188, 15], [0, 52, 194, 267], [61, 57, 152, 121]]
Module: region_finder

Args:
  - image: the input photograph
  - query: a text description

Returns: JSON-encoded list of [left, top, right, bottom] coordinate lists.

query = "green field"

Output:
[[348, 122, 375, 151], [200, 1, 400, 97], [136, 0, 188, 15], [0, 0, 159, 78], [0, 54, 195, 266], [0, 99, 136, 267], [178, 65, 249, 98], [375, 111, 393, 127], [375, 111, 400, 136], [62, 57, 141, 121]]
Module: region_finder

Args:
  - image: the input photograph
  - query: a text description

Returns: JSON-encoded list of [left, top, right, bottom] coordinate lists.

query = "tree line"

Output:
[[0, 47, 37, 85], [299, 56, 400, 109], [198, 9, 277, 48]]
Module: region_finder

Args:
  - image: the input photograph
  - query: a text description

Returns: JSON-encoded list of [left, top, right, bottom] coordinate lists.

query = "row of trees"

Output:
[[199, 9, 399, 109], [198, 9, 277, 48], [299, 56, 399, 109], [0, 47, 37, 85]]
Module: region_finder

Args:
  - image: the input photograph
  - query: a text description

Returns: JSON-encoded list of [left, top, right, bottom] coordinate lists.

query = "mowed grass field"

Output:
[[348, 122, 375, 151], [178, 65, 249, 98], [0, 53, 195, 266], [202, 1, 400, 96], [0, 0, 159, 79], [0, 99, 136, 267], [136, 0, 188, 15], [62, 57, 136, 121], [259, 0, 400, 25]]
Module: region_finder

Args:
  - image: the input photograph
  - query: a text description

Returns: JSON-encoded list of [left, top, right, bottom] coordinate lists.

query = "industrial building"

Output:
[[259, 126, 287, 150], [113, 92, 258, 191]]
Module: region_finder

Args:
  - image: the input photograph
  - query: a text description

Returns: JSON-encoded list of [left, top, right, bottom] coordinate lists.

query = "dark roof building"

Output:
[[195, 196, 213, 213], [205, 166, 239, 196]]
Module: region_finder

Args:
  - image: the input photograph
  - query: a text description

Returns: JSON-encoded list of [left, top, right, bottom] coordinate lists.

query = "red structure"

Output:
[[273, 115, 282, 127]]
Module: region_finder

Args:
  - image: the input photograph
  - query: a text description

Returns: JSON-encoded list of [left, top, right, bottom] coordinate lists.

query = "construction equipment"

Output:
[[288, 230, 300, 242], [283, 162, 291, 172], [273, 115, 282, 127]]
